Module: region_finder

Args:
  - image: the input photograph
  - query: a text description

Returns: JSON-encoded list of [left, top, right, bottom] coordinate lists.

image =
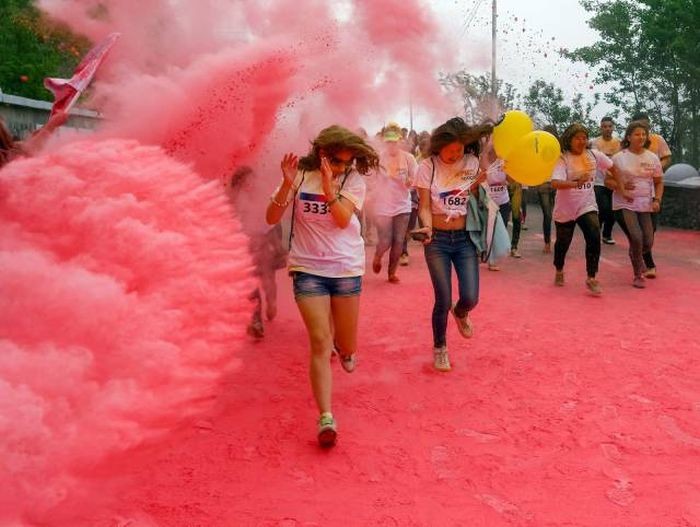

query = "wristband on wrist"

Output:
[[269, 194, 291, 207], [326, 195, 339, 207]]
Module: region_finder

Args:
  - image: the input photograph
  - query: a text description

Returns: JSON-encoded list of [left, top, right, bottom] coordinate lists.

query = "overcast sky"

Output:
[[404, 0, 604, 129]]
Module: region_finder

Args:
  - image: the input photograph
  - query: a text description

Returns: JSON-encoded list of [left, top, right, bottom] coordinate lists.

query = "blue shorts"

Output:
[[292, 272, 362, 299]]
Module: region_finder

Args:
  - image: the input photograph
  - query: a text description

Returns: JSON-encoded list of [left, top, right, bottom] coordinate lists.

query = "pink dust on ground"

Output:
[[7, 1, 696, 525], [98, 208, 699, 526], [0, 140, 255, 524]]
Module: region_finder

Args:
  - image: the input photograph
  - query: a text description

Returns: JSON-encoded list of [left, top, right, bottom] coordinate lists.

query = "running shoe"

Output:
[[317, 413, 337, 448], [585, 277, 602, 296], [399, 253, 409, 266], [602, 237, 616, 245], [333, 346, 356, 373], [633, 276, 646, 289], [388, 274, 400, 284], [451, 304, 473, 338], [643, 267, 657, 279], [246, 320, 264, 339], [433, 346, 451, 372], [555, 271, 565, 287], [372, 255, 381, 274], [488, 263, 501, 271], [510, 248, 522, 258]]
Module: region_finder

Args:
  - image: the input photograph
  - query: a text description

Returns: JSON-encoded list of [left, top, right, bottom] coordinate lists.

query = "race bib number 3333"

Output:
[[299, 192, 330, 215]]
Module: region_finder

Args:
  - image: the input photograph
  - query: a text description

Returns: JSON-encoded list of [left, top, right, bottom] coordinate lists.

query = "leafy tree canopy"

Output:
[[0, 0, 89, 101]]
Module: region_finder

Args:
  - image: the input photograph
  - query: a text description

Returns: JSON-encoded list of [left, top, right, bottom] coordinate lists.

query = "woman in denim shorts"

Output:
[[412, 117, 492, 372], [265, 125, 379, 447]]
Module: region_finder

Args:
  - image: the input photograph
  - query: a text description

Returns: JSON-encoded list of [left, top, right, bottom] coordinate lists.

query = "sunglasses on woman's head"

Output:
[[328, 155, 354, 167]]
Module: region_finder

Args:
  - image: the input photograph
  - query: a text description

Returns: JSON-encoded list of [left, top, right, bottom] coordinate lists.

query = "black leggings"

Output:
[[553, 211, 601, 278]]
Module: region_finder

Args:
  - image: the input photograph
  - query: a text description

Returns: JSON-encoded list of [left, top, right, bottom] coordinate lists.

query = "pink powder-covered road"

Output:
[[97, 210, 700, 526]]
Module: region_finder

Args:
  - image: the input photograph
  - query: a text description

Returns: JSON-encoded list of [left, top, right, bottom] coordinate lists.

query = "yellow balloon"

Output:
[[504, 131, 561, 186], [492, 110, 533, 159]]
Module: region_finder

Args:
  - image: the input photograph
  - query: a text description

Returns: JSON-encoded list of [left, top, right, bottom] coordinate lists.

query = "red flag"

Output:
[[44, 33, 120, 116]]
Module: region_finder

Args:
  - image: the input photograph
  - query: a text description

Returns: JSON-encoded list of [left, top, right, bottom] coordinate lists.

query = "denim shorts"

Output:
[[292, 272, 362, 299]]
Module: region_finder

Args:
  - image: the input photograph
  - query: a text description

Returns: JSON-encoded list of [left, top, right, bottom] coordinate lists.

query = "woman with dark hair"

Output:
[[412, 117, 492, 371], [550, 123, 614, 296], [266, 125, 379, 447], [607, 120, 664, 288]]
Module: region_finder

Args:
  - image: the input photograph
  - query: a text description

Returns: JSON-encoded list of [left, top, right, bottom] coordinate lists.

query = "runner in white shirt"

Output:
[[590, 116, 622, 244], [412, 117, 492, 372], [481, 141, 510, 271], [606, 120, 664, 288], [266, 125, 379, 448], [630, 112, 672, 278], [551, 123, 614, 296], [369, 123, 418, 283]]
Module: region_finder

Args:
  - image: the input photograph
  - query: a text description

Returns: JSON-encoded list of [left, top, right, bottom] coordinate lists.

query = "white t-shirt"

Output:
[[368, 150, 417, 217], [611, 149, 663, 213], [485, 159, 509, 206], [414, 155, 481, 218], [552, 149, 613, 222], [284, 169, 366, 277], [590, 136, 621, 185]]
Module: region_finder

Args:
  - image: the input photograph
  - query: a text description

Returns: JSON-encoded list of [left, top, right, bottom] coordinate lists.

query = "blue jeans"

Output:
[[375, 213, 411, 276], [292, 272, 362, 298], [424, 229, 480, 348]]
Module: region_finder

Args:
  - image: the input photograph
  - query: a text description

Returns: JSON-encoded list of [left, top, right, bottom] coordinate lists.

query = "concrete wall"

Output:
[[658, 184, 700, 230], [524, 183, 699, 231], [0, 90, 101, 139]]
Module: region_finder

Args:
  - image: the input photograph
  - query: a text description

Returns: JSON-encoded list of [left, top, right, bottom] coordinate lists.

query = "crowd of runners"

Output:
[[257, 112, 671, 447], [0, 108, 673, 448]]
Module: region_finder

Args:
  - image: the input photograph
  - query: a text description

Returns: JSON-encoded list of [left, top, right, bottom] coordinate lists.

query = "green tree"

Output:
[[0, 0, 88, 101], [566, 0, 700, 166], [440, 72, 520, 123], [522, 80, 600, 133]]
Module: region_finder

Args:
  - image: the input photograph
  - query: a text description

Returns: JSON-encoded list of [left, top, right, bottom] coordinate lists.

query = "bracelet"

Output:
[[326, 195, 339, 207], [269, 194, 291, 207], [652, 197, 660, 202]]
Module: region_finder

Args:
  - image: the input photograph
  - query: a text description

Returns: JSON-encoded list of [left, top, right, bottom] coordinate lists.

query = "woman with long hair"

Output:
[[265, 125, 379, 447], [607, 120, 664, 288], [551, 123, 614, 296], [412, 117, 492, 372]]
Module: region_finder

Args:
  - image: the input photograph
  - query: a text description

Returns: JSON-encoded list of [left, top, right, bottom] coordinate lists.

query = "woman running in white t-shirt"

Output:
[[551, 123, 614, 296], [370, 123, 418, 283], [607, 120, 664, 288], [412, 117, 492, 372], [482, 141, 511, 271], [266, 126, 379, 448]]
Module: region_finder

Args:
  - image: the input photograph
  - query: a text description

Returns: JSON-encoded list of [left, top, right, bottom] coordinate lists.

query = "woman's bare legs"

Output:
[[296, 295, 334, 414]]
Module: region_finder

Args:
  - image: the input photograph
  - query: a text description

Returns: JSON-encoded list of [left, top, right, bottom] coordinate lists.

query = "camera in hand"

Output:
[[410, 230, 429, 242]]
